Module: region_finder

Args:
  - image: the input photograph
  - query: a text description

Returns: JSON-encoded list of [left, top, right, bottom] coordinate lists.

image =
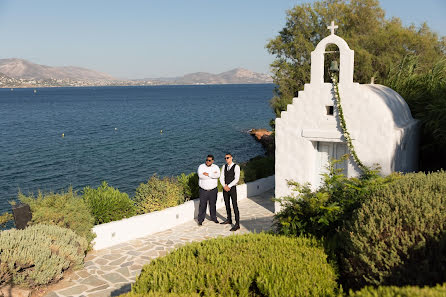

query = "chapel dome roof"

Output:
[[360, 84, 416, 128]]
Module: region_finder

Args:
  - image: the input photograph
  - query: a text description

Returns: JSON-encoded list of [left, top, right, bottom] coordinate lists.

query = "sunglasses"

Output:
[[206, 159, 213, 162], [225, 157, 232, 159]]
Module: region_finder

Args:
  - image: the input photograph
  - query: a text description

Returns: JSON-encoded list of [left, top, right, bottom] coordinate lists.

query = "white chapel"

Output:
[[274, 22, 419, 209]]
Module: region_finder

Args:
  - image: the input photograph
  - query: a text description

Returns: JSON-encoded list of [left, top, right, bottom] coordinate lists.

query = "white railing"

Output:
[[92, 175, 275, 250]]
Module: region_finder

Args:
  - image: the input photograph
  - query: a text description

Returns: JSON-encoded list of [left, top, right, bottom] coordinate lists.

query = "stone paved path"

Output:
[[44, 189, 275, 297]]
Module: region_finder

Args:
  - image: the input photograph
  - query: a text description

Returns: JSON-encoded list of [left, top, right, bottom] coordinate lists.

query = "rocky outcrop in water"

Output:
[[249, 129, 274, 156]]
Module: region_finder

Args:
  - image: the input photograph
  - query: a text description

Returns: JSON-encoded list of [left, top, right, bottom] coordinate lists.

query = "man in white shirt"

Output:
[[219, 153, 241, 231], [197, 154, 220, 226]]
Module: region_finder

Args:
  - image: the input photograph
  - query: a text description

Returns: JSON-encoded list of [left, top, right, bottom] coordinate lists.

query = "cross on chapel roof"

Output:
[[327, 21, 338, 35]]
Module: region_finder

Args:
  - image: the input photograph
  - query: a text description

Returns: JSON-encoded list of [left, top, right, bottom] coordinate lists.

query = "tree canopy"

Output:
[[267, 0, 446, 117]]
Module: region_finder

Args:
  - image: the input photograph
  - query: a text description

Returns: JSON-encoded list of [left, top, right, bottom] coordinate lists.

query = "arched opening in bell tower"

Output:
[[323, 43, 340, 83]]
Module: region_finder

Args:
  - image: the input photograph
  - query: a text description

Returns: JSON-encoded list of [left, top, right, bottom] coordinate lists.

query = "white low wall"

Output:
[[92, 175, 275, 250]]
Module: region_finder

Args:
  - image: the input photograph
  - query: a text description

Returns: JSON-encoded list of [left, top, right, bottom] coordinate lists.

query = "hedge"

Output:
[[130, 233, 339, 297], [341, 171, 446, 288], [18, 188, 96, 246], [134, 175, 185, 214], [0, 224, 87, 287], [349, 283, 446, 297], [83, 181, 136, 224]]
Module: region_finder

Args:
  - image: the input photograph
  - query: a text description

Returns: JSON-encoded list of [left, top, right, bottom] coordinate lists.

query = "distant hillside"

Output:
[[0, 58, 115, 81], [0, 59, 272, 87], [171, 68, 272, 84]]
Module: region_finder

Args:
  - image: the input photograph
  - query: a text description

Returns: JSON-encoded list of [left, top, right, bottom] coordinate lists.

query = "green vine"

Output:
[[330, 72, 369, 174]]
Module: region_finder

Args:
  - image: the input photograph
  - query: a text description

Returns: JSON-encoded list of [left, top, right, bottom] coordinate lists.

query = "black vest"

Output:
[[224, 164, 236, 185]]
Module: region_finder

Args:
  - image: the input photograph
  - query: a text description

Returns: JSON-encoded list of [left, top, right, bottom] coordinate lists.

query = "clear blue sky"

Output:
[[0, 0, 444, 79]]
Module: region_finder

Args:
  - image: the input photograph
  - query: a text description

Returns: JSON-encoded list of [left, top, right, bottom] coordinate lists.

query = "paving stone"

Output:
[[84, 260, 96, 267], [43, 292, 59, 297], [129, 264, 143, 271], [108, 256, 127, 266], [102, 253, 123, 261], [80, 275, 107, 287], [76, 270, 91, 279], [102, 272, 128, 283], [86, 284, 110, 292], [127, 250, 141, 256], [120, 261, 134, 267], [58, 285, 89, 296], [116, 267, 130, 278], [95, 258, 109, 265], [110, 283, 132, 296], [87, 289, 114, 297]]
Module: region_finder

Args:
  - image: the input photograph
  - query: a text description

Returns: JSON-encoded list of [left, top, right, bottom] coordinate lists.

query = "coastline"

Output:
[[1, 82, 275, 89]]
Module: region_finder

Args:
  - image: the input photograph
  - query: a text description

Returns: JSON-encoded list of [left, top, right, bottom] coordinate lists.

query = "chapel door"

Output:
[[315, 142, 348, 188]]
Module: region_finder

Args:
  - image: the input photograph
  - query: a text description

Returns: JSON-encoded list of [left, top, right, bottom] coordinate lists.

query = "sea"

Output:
[[0, 84, 275, 213]]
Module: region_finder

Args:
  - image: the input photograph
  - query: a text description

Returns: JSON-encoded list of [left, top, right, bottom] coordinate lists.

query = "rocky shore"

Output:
[[249, 129, 274, 156]]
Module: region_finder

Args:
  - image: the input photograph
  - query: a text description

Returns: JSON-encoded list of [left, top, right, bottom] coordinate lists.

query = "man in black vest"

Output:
[[219, 153, 240, 231]]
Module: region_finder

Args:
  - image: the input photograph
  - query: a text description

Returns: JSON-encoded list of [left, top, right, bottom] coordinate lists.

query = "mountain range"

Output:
[[0, 58, 115, 81], [0, 58, 272, 86]]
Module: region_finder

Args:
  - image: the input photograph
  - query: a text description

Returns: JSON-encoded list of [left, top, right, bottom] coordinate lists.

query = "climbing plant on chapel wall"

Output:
[[330, 71, 369, 174]]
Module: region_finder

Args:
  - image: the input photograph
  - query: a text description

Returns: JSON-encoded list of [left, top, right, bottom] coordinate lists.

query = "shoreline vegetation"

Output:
[[0, 152, 275, 230]]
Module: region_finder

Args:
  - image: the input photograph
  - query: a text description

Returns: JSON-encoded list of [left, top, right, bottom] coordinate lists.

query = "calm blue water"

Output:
[[0, 84, 274, 213]]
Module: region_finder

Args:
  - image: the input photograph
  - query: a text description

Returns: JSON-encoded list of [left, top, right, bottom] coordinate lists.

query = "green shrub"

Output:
[[177, 172, 199, 200], [341, 171, 446, 288], [0, 212, 13, 228], [273, 159, 399, 243], [0, 224, 87, 287], [83, 181, 136, 224], [134, 175, 185, 214], [384, 56, 446, 171], [18, 188, 95, 246], [240, 155, 275, 182], [349, 283, 446, 297], [121, 292, 199, 297], [131, 233, 339, 297]]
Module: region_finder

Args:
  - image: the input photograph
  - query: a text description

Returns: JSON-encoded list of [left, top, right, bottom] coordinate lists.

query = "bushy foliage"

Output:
[[121, 293, 200, 297], [18, 188, 95, 246], [83, 181, 136, 224], [131, 233, 339, 297], [134, 175, 185, 214], [0, 212, 13, 228], [240, 155, 275, 183], [384, 57, 446, 170], [273, 159, 399, 243], [177, 172, 199, 200], [0, 224, 87, 287], [349, 284, 446, 297], [341, 171, 446, 288]]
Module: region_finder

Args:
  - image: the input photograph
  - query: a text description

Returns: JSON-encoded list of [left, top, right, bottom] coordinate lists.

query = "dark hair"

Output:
[[207, 154, 214, 160], [225, 153, 232, 157]]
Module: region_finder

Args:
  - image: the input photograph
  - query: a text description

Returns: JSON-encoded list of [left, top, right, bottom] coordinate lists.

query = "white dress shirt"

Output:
[[220, 162, 240, 189], [197, 163, 220, 190]]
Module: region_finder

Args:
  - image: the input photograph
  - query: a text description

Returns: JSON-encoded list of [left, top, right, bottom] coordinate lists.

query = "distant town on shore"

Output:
[[0, 58, 273, 88]]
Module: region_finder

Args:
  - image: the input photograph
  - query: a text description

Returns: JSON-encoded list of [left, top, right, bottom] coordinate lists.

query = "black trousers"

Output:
[[223, 186, 239, 225], [198, 187, 218, 223]]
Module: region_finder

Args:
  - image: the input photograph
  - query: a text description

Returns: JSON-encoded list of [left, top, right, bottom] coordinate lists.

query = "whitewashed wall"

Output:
[[92, 175, 275, 250]]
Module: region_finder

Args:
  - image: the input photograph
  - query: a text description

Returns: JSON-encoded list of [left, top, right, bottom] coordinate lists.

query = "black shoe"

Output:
[[212, 219, 219, 224], [230, 225, 240, 231], [198, 222, 203, 226], [220, 220, 232, 225]]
